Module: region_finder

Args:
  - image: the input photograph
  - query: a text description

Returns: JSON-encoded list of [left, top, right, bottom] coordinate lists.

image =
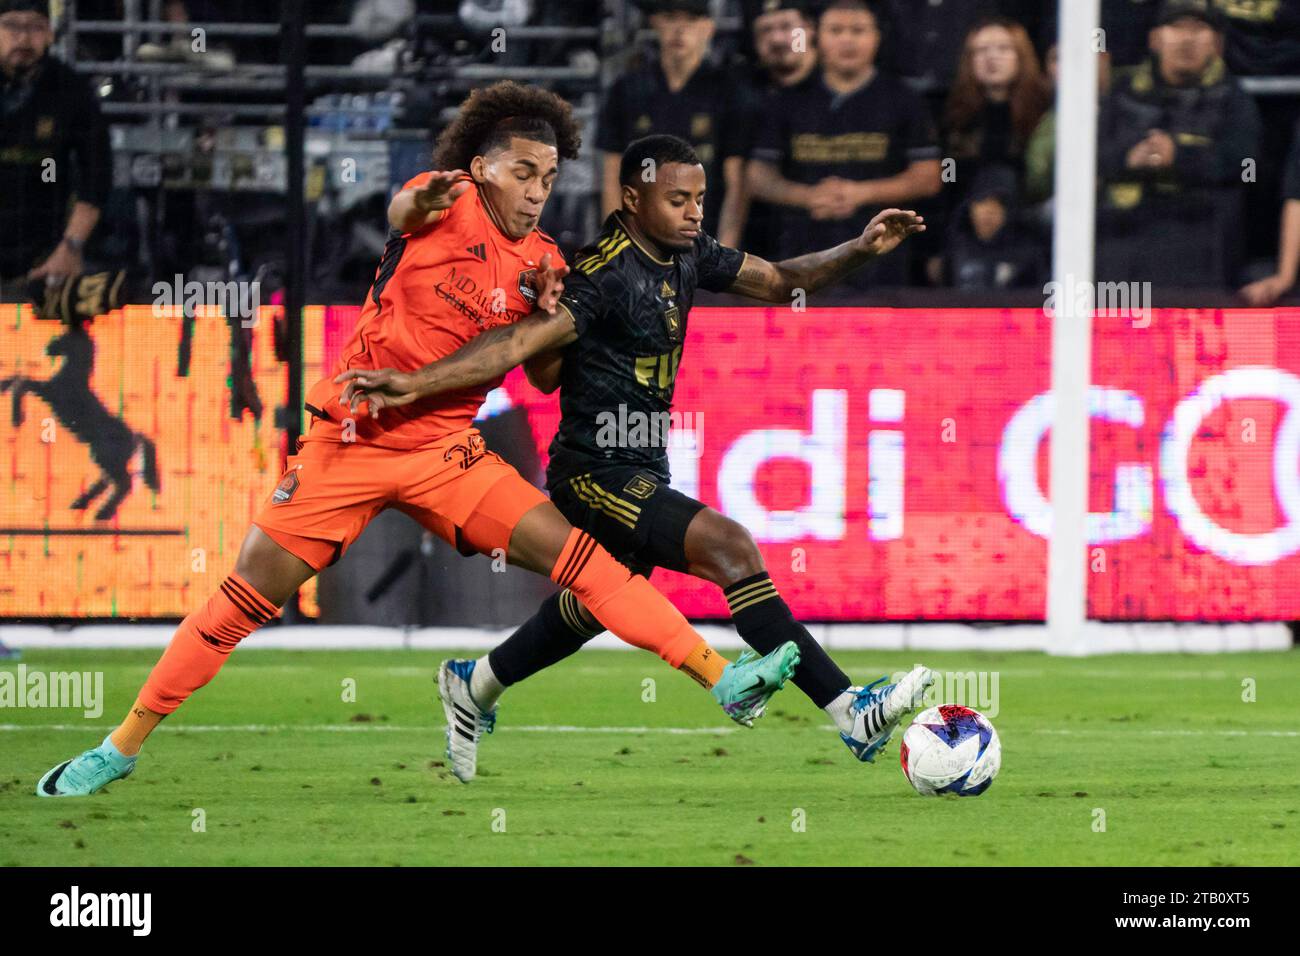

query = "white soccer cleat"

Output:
[[437, 659, 496, 783], [840, 665, 935, 763]]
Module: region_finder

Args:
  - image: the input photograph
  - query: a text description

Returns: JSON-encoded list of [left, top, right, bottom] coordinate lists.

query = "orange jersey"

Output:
[[304, 173, 563, 448]]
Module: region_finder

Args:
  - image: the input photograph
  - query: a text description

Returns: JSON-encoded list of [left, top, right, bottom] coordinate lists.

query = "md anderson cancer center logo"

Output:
[[436, 263, 531, 327]]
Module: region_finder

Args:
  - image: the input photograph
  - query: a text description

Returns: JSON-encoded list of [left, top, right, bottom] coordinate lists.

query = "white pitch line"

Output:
[[0, 723, 1296, 738], [0, 723, 736, 735]]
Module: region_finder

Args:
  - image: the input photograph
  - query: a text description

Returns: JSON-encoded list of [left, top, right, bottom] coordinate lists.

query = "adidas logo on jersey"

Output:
[[466, 243, 487, 261]]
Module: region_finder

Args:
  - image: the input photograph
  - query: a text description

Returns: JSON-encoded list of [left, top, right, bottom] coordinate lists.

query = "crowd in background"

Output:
[[4, 0, 1300, 301], [590, 0, 1300, 298]]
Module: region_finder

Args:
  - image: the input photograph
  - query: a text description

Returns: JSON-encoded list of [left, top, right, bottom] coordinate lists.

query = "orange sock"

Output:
[[134, 573, 278, 724], [678, 640, 728, 689], [551, 529, 723, 673], [109, 697, 165, 757]]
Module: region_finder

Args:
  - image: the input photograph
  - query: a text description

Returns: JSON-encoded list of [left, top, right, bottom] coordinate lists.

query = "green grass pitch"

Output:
[[2, 647, 1297, 866]]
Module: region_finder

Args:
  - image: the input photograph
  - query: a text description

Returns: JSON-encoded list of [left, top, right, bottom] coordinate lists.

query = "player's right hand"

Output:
[[335, 368, 423, 417], [531, 252, 569, 315], [413, 170, 470, 213]]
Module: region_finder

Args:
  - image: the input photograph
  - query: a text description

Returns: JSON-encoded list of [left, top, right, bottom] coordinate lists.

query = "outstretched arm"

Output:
[[388, 170, 469, 234], [336, 307, 577, 416], [727, 208, 926, 302]]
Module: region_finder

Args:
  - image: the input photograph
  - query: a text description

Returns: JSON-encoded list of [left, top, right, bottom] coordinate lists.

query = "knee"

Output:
[[695, 518, 765, 587], [232, 526, 312, 608]]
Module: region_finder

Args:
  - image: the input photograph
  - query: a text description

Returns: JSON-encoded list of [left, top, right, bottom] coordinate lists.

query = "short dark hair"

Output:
[[432, 81, 582, 172], [0, 0, 50, 15], [619, 134, 702, 189], [819, 0, 880, 23]]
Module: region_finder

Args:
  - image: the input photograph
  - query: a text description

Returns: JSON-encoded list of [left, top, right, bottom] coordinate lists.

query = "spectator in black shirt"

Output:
[[1214, 0, 1300, 76], [1096, 0, 1261, 287], [597, 0, 747, 243], [1212, 0, 1300, 268], [0, 0, 111, 296], [1239, 119, 1300, 306], [734, 0, 819, 258], [747, 0, 942, 288]]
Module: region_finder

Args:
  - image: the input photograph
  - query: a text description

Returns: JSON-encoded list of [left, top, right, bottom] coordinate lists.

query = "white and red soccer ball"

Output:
[[900, 705, 1001, 796]]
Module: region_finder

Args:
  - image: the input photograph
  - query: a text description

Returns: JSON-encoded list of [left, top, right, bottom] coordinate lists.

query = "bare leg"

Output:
[[233, 525, 317, 607]]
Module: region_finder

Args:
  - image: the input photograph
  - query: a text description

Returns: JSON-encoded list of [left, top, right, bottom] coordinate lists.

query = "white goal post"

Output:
[[1047, 0, 1100, 654]]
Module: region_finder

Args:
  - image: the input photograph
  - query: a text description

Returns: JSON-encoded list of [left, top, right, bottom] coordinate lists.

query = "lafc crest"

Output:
[[660, 279, 680, 337]]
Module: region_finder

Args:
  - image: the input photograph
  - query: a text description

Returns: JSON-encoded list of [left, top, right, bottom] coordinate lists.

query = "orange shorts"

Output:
[[252, 423, 548, 571]]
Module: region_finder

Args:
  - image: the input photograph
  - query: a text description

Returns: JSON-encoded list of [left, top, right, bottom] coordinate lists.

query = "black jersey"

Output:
[[0, 54, 111, 279], [546, 212, 745, 489], [1218, 0, 1300, 76], [751, 71, 940, 283], [596, 60, 747, 236]]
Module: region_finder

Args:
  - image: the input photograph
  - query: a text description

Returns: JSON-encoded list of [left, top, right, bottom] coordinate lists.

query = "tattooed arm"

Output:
[[727, 208, 926, 302], [334, 307, 578, 416], [335, 254, 571, 415]]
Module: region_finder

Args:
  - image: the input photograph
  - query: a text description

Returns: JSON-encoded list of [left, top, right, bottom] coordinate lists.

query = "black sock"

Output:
[[488, 590, 605, 687], [723, 572, 850, 708]]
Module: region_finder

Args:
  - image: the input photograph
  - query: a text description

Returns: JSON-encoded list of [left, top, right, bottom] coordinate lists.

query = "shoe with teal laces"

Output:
[[36, 734, 136, 797], [711, 641, 801, 727]]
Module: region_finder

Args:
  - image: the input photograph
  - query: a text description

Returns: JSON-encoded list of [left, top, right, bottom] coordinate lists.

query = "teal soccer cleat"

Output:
[[711, 641, 801, 727], [840, 665, 935, 762], [36, 734, 136, 797]]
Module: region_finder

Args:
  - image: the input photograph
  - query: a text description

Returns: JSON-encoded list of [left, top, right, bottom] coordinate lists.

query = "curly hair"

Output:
[[432, 81, 582, 172]]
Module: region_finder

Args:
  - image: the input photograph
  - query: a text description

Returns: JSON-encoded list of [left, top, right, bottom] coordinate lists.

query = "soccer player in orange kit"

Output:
[[36, 82, 799, 797]]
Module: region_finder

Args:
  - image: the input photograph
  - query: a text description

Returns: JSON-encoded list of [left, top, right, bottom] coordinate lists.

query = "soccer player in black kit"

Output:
[[338, 135, 934, 781]]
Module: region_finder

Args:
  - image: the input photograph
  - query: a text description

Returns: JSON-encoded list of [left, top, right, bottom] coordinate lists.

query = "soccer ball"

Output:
[[899, 704, 1001, 796]]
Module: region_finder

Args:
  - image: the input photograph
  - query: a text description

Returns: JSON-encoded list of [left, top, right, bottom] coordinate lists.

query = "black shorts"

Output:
[[548, 467, 705, 577]]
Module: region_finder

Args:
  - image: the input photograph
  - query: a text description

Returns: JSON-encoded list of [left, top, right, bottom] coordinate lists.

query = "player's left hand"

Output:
[[530, 252, 569, 315], [858, 209, 926, 258], [334, 368, 423, 417]]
